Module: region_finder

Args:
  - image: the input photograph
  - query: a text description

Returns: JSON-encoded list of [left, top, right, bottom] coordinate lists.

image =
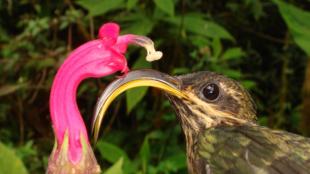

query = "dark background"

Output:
[[0, 0, 309, 173]]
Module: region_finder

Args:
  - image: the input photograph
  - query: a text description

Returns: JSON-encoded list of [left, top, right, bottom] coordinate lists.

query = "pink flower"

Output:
[[47, 22, 162, 174]]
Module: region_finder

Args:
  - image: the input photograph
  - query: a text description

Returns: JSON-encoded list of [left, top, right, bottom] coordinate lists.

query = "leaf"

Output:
[[76, 0, 125, 16], [221, 69, 242, 79], [258, 116, 268, 126], [126, 56, 151, 113], [172, 67, 190, 75], [126, 87, 148, 114], [272, 0, 310, 55], [147, 130, 165, 139], [190, 36, 211, 47], [154, 0, 174, 16], [212, 38, 222, 58], [116, 13, 154, 35], [130, 55, 151, 70], [222, 47, 245, 60], [166, 14, 234, 40], [0, 84, 25, 97], [96, 141, 137, 173], [122, 17, 154, 35], [0, 142, 28, 174], [96, 141, 129, 163], [165, 153, 187, 171], [139, 137, 150, 172], [158, 153, 187, 172], [241, 80, 256, 89], [252, 0, 264, 20], [127, 0, 138, 10], [104, 157, 124, 174], [37, 58, 56, 70]]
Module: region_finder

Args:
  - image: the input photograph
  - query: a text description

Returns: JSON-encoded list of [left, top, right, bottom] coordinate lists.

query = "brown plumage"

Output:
[[167, 71, 310, 174]]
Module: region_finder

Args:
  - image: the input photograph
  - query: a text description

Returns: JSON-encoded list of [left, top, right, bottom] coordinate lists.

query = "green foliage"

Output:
[[97, 141, 130, 164], [104, 158, 124, 174], [0, 0, 309, 173], [166, 14, 234, 40], [77, 0, 125, 16], [273, 0, 310, 55], [0, 142, 28, 174], [127, 0, 138, 10], [154, 0, 175, 16], [222, 47, 246, 60]]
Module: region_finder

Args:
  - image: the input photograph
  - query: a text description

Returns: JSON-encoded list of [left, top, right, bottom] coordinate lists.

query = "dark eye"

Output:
[[202, 83, 220, 101]]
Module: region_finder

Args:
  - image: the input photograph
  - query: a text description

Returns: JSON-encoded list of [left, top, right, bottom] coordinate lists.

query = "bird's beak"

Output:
[[92, 69, 185, 142]]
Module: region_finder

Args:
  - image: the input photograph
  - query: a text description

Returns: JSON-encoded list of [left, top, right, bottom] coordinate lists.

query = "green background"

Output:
[[0, 0, 309, 173]]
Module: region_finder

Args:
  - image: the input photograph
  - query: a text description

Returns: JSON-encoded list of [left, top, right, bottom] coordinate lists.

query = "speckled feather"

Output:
[[195, 125, 310, 174]]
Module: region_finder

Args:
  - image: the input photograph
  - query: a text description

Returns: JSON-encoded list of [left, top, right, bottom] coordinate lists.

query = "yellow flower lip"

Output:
[[91, 69, 186, 142]]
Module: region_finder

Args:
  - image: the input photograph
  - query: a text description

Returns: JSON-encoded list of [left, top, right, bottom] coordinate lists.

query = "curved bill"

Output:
[[92, 69, 185, 142]]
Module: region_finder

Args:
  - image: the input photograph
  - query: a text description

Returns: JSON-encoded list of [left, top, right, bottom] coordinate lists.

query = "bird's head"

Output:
[[166, 71, 257, 134], [92, 69, 257, 141]]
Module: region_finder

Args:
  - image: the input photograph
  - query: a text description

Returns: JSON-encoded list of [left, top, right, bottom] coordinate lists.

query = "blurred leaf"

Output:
[[16, 141, 37, 160], [190, 36, 211, 47], [258, 116, 268, 126], [251, 0, 264, 20], [221, 69, 242, 79], [241, 80, 256, 89], [38, 58, 56, 69], [26, 58, 56, 70], [212, 38, 222, 58], [104, 157, 124, 174], [97, 140, 137, 173], [244, 0, 265, 20], [273, 0, 310, 55], [154, 0, 174, 16], [77, 0, 125, 16], [290, 106, 301, 130], [60, 9, 83, 29], [126, 87, 148, 114], [147, 130, 165, 139], [0, 27, 9, 42], [124, 18, 154, 35], [0, 84, 25, 97], [22, 17, 50, 37], [127, 0, 138, 10], [158, 153, 186, 172], [96, 141, 129, 163], [172, 67, 190, 75], [222, 47, 245, 60], [139, 137, 150, 172], [118, 13, 154, 35], [0, 142, 28, 174], [166, 13, 234, 40], [126, 56, 151, 114], [165, 153, 187, 171]]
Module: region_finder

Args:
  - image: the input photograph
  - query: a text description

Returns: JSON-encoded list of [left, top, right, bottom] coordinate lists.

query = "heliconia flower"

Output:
[[47, 22, 162, 174]]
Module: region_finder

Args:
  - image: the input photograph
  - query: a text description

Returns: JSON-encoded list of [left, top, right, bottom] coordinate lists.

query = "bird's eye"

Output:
[[202, 83, 220, 101]]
